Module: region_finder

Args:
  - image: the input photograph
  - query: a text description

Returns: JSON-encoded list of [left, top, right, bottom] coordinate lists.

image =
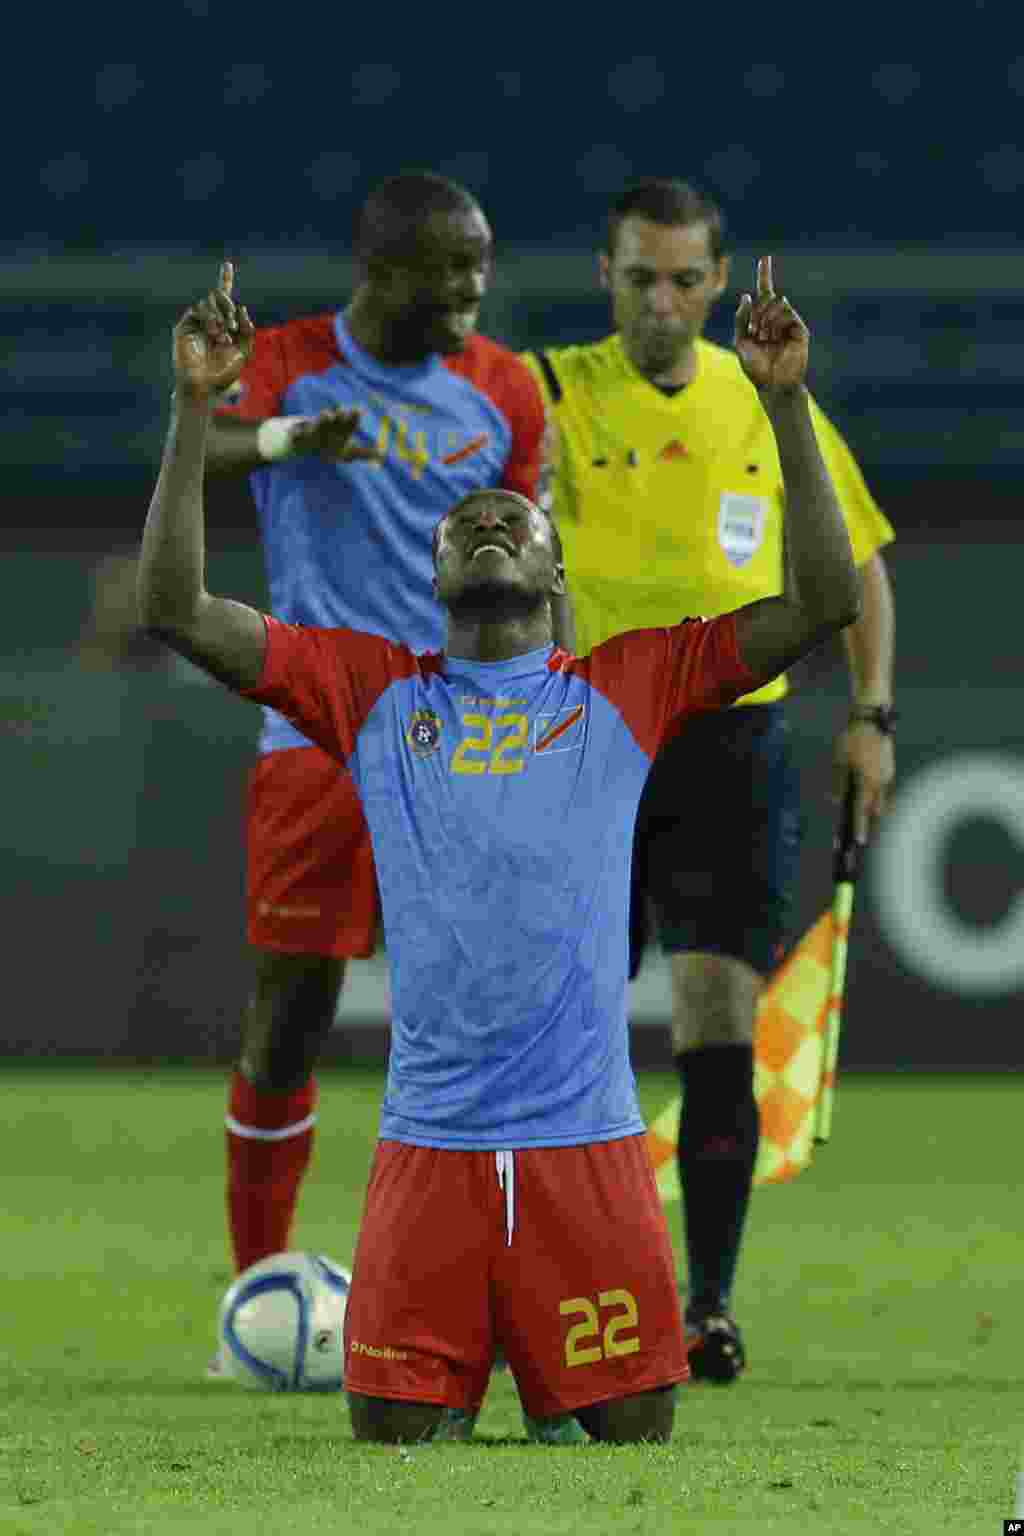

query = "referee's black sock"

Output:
[[675, 1043, 760, 1319]]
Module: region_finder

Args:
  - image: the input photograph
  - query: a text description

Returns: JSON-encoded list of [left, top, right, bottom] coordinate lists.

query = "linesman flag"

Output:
[[646, 788, 863, 1199]]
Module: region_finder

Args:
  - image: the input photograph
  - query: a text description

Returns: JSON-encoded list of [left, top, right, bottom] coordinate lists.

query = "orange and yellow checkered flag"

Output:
[[646, 789, 862, 1198]]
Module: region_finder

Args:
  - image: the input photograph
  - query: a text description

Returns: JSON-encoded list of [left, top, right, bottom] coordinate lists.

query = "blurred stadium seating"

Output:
[[3, 22, 1022, 1067]]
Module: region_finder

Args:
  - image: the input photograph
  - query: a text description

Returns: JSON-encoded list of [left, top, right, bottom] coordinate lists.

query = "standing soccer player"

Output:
[[140, 251, 860, 1443], [203, 174, 563, 1288], [524, 179, 896, 1382]]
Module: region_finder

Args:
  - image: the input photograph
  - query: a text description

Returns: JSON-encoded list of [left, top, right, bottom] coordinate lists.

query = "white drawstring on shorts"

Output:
[[495, 1150, 515, 1246]]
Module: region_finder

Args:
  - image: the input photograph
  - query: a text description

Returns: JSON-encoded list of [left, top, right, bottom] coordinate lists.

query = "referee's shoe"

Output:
[[685, 1309, 747, 1384]]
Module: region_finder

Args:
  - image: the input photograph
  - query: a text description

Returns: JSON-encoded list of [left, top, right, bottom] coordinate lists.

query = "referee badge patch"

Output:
[[406, 708, 443, 759], [718, 493, 767, 568]]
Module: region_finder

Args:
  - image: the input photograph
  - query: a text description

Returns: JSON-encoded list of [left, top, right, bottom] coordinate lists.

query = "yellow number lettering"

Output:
[[490, 713, 528, 776], [373, 415, 392, 464], [451, 712, 529, 776], [395, 419, 430, 480], [559, 1297, 602, 1368], [451, 713, 492, 776], [599, 1289, 640, 1358]]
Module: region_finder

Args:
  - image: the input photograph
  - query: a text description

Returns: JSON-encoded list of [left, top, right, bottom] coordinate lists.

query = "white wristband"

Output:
[[256, 417, 305, 463]]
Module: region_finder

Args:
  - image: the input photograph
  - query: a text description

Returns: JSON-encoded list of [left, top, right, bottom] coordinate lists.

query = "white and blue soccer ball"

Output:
[[218, 1251, 351, 1391]]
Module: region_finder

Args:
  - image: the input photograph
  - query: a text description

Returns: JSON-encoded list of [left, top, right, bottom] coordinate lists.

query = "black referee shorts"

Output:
[[630, 703, 804, 980]]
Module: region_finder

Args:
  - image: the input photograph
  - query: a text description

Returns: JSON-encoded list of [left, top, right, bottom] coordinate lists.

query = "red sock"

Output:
[[226, 1072, 318, 1273]]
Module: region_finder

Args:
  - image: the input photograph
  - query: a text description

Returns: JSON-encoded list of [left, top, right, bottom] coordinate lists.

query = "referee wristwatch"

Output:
[[849, 705, 898, 736]]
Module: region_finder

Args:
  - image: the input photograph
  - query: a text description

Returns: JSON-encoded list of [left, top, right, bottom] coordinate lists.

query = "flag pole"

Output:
[[812, 782, 863, 1145]]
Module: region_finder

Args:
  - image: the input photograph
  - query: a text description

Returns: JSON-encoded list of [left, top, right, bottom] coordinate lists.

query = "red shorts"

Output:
[[246, 745, 378, 959], [343, 1135, 689, 1418]]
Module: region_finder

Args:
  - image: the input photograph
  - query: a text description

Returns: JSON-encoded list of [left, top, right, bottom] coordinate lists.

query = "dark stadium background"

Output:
[[3, 11, 1022, 1068]]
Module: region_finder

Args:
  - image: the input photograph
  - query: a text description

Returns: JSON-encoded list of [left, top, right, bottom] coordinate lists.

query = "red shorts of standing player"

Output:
[[246, 746, 377, 961]]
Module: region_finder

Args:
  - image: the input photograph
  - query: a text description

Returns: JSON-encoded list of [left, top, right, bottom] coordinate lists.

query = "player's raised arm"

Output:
[[538, 413, 577, 652], [729, 257, 860, 686], [138, 263, 269, 691]]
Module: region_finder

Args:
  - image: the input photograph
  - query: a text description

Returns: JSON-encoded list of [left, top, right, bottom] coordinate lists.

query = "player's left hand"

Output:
[[734, 256, 810, 399], [174, 261, 254, 402], [288, 408, 383, 464], [831, 720, 895, 843]]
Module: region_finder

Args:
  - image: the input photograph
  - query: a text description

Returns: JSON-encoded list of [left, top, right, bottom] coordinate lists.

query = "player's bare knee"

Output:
[[669, 952, 762, 1052], [347, 1391, 445, 1444], [239, 950, 346, 1091], [576, 1384, 675, 1444]]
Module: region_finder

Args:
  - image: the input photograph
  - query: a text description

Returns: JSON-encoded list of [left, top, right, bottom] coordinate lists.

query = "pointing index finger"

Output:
[[756, 255, 774, 301], [220, 260, 234, 298]]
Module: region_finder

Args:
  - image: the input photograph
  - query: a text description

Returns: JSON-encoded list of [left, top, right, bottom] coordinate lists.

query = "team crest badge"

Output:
[[718, 492, 767, 568], [406, 708, 443, 759]]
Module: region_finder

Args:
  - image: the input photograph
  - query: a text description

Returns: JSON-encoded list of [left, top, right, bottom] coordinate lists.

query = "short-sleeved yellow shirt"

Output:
[[524, 333, 893, 704]]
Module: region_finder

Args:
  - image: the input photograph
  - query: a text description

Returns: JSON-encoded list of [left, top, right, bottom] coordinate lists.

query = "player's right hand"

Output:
[[174, 261, 254, 402], [288, 409, 383, 464]]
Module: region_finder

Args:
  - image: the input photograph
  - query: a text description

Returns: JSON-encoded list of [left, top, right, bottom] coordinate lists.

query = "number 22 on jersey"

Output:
[[450, 712, 529, 777]]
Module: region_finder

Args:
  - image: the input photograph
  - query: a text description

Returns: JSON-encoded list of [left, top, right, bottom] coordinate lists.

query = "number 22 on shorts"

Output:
[[559, 1289, 640, 1367]]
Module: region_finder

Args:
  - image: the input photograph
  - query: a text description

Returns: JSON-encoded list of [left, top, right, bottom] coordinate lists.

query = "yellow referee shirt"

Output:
[[524, 333, 893, 705]]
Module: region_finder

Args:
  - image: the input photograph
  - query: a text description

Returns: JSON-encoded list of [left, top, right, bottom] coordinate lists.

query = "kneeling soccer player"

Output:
[[139, 255, 859, 1442]]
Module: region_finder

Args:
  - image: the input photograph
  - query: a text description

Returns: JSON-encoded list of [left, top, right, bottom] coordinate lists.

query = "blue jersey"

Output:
[[215, 311, 545, 753], [245, 615, 755, 1149]]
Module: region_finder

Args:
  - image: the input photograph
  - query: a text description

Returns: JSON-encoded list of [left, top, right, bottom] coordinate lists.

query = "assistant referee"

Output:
[[524, 178, 895, 1383]]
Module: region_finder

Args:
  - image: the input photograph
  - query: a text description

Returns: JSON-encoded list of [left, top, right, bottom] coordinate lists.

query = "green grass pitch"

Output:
[[1, 1066, 1021, 1535]]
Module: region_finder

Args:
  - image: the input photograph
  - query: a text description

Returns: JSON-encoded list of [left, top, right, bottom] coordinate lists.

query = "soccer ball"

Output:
[[218, 1251, 351, 1391]]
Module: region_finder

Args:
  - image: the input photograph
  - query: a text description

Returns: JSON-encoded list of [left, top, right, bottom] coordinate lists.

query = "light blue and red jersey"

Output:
[[215, 312, 546, 753], [244, 615, 755, 1149]]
